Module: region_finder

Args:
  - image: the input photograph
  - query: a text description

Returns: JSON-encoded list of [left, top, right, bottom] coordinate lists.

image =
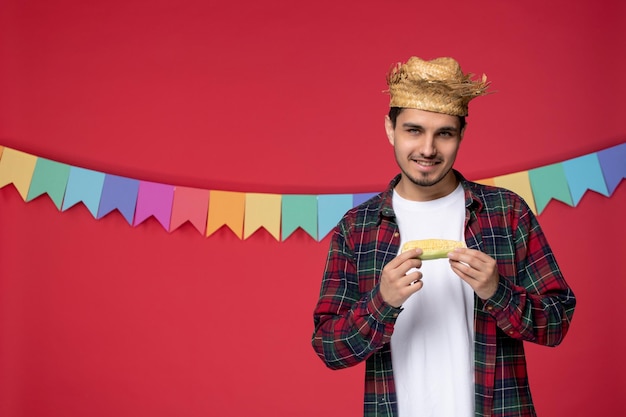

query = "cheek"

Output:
[[441, 141, 461, 158], [393, 138, 412, 152], [393, 142, 411, 159], [392, 144, 408, 164]]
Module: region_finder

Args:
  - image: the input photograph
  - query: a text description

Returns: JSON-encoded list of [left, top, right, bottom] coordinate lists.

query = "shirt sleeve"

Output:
[[482, 198, 576, 346], [311, 221, 401, 370]]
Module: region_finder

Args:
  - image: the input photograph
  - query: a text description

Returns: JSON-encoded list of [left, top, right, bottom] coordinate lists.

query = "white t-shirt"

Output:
[[391, 184, 475, 417]]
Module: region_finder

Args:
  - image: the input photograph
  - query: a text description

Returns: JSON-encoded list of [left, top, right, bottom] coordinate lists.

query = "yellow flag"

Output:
[[0, 148, 38, 200], [493, 171, 537, 213], [244, 193, 282, 240]]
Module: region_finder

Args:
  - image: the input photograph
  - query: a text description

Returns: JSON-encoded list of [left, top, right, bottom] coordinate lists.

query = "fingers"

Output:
[[382, 262, 423, 288], [447, 248, 499, 300], [379, 251, 424, 307], [401, 269, 423, 287], [447, 247, 489, 267], [449, 260, 472, 280], [390, 249, 423, 275], [380, 270, 423, 308], [407, 277, 424, 291], [390, 248, 423, 265]]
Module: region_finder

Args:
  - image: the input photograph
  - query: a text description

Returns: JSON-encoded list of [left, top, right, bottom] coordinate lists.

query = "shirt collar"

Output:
[[377, 170, 483, 221]]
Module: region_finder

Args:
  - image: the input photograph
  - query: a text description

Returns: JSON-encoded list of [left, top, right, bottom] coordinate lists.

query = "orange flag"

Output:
[[206, 190, 245, 238], [474, 177, 496, 187]]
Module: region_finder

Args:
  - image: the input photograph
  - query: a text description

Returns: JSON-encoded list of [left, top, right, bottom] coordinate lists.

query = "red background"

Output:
[[1, 0, 625, 416]]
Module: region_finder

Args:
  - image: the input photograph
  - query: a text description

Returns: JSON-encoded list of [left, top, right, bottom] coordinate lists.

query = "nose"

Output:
[[419, 135, 437, 157]]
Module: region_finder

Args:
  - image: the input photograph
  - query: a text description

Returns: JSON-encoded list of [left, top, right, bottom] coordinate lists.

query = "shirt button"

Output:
[[486, 305, 493, 311], [394, 232, 399, 237], [508, 330, 514, 335]]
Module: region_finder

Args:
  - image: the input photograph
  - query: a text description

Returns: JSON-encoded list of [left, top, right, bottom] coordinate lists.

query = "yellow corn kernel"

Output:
[[401, 239, 466, 260]]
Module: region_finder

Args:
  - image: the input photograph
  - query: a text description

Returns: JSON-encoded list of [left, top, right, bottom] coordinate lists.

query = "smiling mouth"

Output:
[[412, 159, 440, 167]]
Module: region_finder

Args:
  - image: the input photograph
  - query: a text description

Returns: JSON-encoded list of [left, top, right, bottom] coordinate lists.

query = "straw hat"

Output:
[[385, 56, 490, 116]]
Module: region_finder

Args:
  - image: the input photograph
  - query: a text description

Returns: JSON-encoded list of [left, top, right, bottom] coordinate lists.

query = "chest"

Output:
[[352, 210, 519, 295]]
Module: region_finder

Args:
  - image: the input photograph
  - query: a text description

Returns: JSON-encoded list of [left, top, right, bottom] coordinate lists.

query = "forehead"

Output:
[[397, 108, 461, 129]]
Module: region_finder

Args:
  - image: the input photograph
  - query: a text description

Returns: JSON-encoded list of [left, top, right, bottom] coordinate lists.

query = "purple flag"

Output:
[[597, 142, 626, 195], [97, 175, 140, 224]]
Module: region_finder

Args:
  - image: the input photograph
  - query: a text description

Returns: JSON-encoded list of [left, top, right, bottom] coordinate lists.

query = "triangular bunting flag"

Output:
[[493, 171, 537, 213], [62, 167, 106, 217], [170, 186, 210, 234], [353, 192, 378, 207], [0, 142, 623, 242], [528, 163, 573, 214], [474, 177, 496, 186], [281, 195, 318, 240], [0, 148, 38, 200], [26, 158, 71, 209], [244, 193, 281, 240], [597, 143, 625, 195], [97, 175, 140, 225], [133, 181, 175, 230], [562, 153, 610, 205], [317, 194, 353, 241], [206, 191, 245, 238]]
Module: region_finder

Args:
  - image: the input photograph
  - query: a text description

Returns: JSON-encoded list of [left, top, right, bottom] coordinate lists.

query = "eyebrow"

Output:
[[401, 123, 459, 132], [437, 126, 459, 133]]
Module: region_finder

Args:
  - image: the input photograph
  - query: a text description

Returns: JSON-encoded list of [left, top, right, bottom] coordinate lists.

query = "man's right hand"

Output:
[[379, 249, 424, 308]]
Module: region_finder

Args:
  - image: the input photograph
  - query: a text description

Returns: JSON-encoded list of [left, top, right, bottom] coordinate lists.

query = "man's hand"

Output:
[[379, 249, 424, 308], [448, 248, 499, 300]]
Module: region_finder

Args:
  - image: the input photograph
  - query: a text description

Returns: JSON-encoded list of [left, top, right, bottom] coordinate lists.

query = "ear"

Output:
[[384, 115, 395, 146]]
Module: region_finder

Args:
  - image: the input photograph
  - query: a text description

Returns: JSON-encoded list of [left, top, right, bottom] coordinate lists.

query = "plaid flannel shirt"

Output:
[[312, 172, 576, 417]]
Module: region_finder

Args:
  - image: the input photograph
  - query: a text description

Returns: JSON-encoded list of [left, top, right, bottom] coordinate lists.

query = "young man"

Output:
[[311, 56, 576, 417]]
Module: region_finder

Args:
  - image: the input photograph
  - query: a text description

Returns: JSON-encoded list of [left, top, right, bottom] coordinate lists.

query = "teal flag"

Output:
[[26, 158, 71, 209], [281, 195, 318, 240], [528, 163, 573, 214]]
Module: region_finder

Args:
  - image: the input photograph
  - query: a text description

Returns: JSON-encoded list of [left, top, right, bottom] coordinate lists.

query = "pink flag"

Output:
[[170, 186, 210, 234], [133, 181, 175, 230]]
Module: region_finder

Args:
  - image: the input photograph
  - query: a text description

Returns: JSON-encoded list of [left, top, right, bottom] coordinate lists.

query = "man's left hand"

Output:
[[448, 248, 499, 300]]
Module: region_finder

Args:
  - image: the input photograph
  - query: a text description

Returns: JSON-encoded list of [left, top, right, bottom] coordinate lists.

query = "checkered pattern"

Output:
[[312, 172, 576, 417]]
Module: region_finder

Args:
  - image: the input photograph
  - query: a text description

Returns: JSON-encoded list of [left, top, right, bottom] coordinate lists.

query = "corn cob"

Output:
[[401, 239, 466, 260]]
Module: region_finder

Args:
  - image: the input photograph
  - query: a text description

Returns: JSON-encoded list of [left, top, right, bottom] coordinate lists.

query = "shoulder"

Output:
[[461, 179, 540, 237], [463, 179, 530, 214], [339, 193, 385, 229], [336, 176, 398, 235]]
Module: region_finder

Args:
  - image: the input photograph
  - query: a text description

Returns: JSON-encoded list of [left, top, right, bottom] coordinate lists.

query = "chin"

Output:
[[407, 169, 449, 188]]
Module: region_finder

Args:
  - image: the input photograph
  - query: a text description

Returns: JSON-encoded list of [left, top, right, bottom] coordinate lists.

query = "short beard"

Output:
[[400, 165, 452, 188]]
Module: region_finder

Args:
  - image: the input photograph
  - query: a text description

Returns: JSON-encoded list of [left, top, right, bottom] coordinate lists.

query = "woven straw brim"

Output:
[[385, 57, 490, 116], [388, 80, 486, 116]]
